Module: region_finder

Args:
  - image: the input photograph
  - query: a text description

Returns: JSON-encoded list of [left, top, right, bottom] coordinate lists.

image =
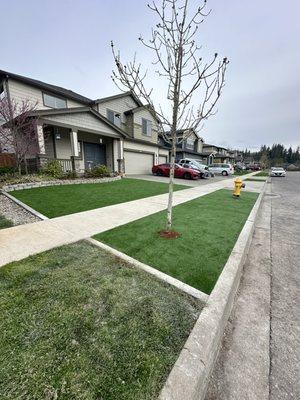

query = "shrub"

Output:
[[0, 166, 15, 175], [61, 170, 77, 180], [84, 165, 110, 178], [41, 160, 63, 178]]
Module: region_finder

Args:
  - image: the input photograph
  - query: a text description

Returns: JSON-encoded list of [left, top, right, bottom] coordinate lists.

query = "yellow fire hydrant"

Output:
[[233, 177, 245, 197]]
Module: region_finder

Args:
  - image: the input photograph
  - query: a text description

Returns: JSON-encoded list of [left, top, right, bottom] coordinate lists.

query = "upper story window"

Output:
[[0, 82, 6, 100], [142, 118, 152, 136], [185, 137, 195, 150], [107, 109, 121, 127], [43, 93, 67, 109]]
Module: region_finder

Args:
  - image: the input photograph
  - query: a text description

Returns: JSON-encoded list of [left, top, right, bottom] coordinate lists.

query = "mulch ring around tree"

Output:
[[158, 230, 181, 239]]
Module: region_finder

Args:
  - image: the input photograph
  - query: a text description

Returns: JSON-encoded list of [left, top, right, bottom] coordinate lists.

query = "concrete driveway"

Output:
[[127, 173, 232, 187]]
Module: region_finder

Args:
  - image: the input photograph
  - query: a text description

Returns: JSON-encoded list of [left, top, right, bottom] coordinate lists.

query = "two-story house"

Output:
[[0, 69, 169, 175], [202, 143, 235, 164], [159, 128, 205, 162]]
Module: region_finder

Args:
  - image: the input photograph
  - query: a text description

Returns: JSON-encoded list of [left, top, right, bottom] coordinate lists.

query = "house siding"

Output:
[[8, 79, 84, 109], [133, 108, 158, 144], [42, 112, 122, 137], [97, 95, 137, 124]]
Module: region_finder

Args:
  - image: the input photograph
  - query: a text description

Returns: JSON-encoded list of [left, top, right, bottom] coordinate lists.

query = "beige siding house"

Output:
[[0, 69, 168, 175]]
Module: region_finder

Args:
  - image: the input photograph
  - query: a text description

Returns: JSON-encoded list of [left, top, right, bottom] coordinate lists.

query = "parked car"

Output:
[[208, 163, 234, 176], [270, 167, 286, 177], [177, 158, 215, 178], [152, 163, 200, 180]]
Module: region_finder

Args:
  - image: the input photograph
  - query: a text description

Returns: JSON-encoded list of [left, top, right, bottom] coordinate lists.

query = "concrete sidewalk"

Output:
[[0, 176, 263, 268]]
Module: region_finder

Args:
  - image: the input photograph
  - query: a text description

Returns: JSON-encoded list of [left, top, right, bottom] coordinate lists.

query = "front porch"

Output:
[[33, 107, 125, 174]]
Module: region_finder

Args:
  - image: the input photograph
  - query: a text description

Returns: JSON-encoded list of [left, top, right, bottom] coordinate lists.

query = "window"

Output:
[[107, 109, 121, 127], [142, 118, 152, 136], [0, 82, 5, 100], [185, 137, 195, 150], [43, 93, 67, 109]]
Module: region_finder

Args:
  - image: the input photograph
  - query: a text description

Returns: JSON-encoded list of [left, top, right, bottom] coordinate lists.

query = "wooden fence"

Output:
[[0, 153, 15, 168]]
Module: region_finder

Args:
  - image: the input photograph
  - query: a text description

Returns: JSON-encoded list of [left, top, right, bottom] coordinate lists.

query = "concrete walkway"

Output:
[[0, 175, 263, 268]]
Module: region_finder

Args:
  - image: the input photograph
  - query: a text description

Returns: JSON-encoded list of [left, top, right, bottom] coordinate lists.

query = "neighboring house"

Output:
[[160, 128, 206, 162], [0, 69, 169, 175], [202, 143, 235, 165]]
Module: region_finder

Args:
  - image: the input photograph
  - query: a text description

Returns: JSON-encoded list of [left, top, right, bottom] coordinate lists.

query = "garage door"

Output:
[[124, 150, 154, 174], [159, 155, 168, 164]]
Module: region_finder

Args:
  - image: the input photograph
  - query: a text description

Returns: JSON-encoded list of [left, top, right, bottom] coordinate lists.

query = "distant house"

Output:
[[202, 143, 235, 164], [159, 128, 206, 163], [0, 69, 169, 175]]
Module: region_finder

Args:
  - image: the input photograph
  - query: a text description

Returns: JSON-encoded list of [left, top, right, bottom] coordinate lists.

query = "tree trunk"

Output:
[[166, 134, 177, 231]]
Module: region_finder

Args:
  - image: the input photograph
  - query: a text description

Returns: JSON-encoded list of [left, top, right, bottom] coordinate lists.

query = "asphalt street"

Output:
[[205, 172, 300, 399]]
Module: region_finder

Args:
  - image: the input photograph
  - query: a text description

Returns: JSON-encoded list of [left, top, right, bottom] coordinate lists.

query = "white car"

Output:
[[270, 167, 286, 177], [208, 163, 234, 176]]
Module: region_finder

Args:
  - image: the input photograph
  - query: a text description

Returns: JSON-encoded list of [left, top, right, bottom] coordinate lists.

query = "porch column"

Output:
[[113, 138, 124, 173], [37, 123, 45, 154], [70, 130, 79, 157]]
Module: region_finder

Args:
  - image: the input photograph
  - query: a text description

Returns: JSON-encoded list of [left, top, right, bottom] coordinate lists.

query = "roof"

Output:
[[164, 128, 204, 141], [124, 105, 161, 123], [94, 91, 143, 107], [29, 107, 129, 138], [0, 69, 93, 105], [203, 143, 228, 151]]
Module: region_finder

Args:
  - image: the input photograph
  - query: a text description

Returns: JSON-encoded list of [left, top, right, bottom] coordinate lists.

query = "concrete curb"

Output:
[[1, 190, 49, 220], [86, 238, 209, 304], [159, 183, 266, 400]]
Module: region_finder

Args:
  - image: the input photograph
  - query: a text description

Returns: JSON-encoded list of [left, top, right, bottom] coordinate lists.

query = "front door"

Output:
[[84, 142, 106, 170]]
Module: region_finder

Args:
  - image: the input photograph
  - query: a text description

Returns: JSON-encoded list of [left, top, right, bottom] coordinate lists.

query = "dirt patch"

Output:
[[159, 230, 181, 239]]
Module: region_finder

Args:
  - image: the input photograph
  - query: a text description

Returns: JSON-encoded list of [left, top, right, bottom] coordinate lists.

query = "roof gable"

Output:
[[31, 107, 127, 138]]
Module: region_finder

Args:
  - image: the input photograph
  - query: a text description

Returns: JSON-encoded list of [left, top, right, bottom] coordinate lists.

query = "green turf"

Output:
[[245, 178, 266, 182], [233, 170, 248, 176], [0, 214, 12, 229], [0, 241, 201, 400], [254, 171, 269, 177], [94, 189, 258, 294], [11, 178, 187, 218]]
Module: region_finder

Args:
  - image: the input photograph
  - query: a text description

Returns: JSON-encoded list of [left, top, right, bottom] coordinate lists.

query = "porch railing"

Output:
[[57, 158, 73, 173]]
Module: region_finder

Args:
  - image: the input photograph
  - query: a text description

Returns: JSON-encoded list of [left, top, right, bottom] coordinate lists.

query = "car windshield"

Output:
[[273, 167, 284, 171]]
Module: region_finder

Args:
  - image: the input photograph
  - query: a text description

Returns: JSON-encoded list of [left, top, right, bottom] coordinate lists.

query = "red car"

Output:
[[152, 163, 200, 180]]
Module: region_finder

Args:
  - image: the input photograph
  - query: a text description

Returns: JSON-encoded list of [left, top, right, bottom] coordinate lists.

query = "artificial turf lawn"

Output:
[[0, 214, 12, 229], [94, 189, 259, 295], [254, 171, 269, 177], [10, 178, 187, 218], [0, 241, 202, 400]]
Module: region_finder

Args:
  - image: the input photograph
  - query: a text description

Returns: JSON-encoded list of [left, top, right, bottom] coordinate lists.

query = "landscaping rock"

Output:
[[2, 176, 121, 192], [0, 194, 40, 225]]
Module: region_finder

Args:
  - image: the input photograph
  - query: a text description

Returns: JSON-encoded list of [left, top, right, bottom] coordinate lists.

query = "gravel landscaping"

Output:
[[0, 194, 39, 225]]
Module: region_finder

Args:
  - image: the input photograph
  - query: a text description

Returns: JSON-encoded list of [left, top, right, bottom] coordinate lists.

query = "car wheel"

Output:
[[222, 171, 228, 176], [156, 170, 163, 176], [183, 172, 191, 179]]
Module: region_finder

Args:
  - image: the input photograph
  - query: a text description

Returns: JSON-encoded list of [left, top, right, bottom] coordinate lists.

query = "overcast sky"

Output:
[[1, 0, 299, 150]]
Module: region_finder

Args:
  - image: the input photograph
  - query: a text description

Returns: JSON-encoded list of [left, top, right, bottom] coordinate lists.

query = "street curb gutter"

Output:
[[1, 190, 49, 220], [159, 184, 266, 400], [86, 238, 209, 304]]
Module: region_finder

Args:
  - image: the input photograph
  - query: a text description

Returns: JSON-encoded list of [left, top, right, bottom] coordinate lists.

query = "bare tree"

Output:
[[111, 0, 228, 232], [0, 96, 38, 174]]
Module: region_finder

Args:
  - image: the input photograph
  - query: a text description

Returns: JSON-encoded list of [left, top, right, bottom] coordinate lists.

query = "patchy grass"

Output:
[[233, 170, 248, 176], [0, 214, 12, 229], [94, 189, 258, 295], [11, 178, 187, 218], [0, 241, 201, 400], [254, 170, 269, 177], [245, 178, 266, 182]]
